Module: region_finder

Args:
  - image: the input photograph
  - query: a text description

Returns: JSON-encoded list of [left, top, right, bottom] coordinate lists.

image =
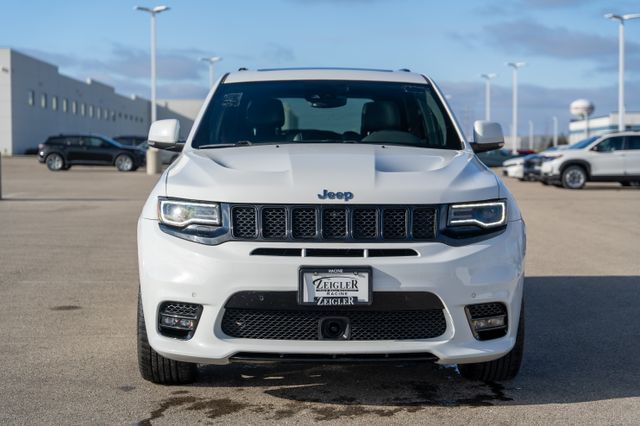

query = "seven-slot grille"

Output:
[[230, 205, 437, 242]]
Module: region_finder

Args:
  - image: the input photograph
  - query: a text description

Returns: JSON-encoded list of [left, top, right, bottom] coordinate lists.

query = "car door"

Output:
[[83, 137, 114, 164], [64, 137, 86, 163], [589, 136, 626, 176], [623, 135, 640, 176]]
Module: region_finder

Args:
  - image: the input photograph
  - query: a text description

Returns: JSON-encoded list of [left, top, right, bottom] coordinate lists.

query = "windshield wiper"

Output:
[[197, 140, 253, 149]]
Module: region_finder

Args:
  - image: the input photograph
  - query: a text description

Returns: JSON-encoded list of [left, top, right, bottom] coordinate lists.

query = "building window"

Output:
[[28, 90, 35, 106], [72, 101, 77, 115], [52, 96, 58, 111], [111, 111, 116, 121], [88, 105, 94, 118], [80, 103, 85, 116], [40, 93, 47, 109], [62, 98, 68, 113], [96, 107, 101, 120]]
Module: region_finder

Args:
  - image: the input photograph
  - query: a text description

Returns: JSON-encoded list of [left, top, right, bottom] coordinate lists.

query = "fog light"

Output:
[[471, 315, 505, 330], [160, 315, 195, 330], [158, 302, 202, 340], [465, 302, 509, 341]]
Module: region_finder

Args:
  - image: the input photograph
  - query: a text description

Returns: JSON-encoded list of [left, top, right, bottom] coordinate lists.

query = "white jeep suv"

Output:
[[540, 132, 640, 189], [137, 68, 526, 384]]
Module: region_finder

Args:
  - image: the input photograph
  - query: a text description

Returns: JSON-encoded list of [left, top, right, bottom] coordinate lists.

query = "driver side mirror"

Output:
[[472, 121, 505, 153], [148, 119, 184, 151]]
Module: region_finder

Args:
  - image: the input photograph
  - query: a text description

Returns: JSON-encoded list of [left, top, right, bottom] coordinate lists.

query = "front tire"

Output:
[[137, 293, 198, 385], [561, 165, 587, 189], [46, 153, 65, 171], [115, 154, 134, 172], [458, 303, 524, 382]]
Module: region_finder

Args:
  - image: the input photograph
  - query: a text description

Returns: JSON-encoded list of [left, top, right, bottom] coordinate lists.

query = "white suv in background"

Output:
[[540, 132, 640, 189], [137, 68, 526, 385]]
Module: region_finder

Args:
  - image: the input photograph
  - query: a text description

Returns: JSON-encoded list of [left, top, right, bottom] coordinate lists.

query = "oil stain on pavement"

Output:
[[135, 364, 516, 424]]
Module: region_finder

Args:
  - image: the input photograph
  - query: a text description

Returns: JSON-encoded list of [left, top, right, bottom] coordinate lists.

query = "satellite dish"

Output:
[[570, 99, 595, 137]]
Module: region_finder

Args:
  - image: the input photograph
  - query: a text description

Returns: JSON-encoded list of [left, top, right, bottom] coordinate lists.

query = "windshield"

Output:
[[191, 80, 462, 150], [569, 136, 598, 150]]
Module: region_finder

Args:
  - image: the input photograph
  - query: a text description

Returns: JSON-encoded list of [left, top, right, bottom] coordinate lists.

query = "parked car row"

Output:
[[38, 134, 181, 172], [494, 132, 640, 189]]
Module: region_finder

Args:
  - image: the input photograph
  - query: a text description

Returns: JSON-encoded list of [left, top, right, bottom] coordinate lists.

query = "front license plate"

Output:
[[298, 266, 372, 306]]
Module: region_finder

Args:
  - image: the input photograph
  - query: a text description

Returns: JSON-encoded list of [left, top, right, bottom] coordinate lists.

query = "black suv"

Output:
[[38, 135, 146, 172]]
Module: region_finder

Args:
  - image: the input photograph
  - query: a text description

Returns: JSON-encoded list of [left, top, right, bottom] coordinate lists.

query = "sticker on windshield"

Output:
[[222, 93, 243, 107]]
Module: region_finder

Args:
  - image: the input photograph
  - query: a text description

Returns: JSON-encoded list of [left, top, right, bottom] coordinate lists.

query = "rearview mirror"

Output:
[[472, 121, 504, 153], [148, 119, 183, 151]]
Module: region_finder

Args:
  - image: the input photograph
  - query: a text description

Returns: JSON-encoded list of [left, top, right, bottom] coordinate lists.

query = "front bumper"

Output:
[[138, 218, 525, 365], [540, 173, 561, 184]]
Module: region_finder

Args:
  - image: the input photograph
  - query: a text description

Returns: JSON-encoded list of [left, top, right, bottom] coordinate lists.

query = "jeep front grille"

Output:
[[230, 205, 437, 242]]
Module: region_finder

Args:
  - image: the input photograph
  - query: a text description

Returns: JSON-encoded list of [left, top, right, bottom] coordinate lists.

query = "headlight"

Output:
[[158, 198, 220, 227], [448, 200, 507, 229]]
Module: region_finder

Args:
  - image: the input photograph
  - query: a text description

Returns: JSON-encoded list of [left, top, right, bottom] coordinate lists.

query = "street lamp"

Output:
[[200, 56, 222, 88], [552, 116, 558, 147], [135, 5, 170, 175], [507, 62, 526, 154], [604, 13, 640, 132], [480, 73, 497, 121]]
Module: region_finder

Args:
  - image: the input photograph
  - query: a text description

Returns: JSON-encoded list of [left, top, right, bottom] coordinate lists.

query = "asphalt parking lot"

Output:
[[1, 156, 639, 425]]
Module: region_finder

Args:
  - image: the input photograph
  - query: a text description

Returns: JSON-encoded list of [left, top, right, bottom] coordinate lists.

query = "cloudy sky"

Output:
[[1, 0, 639, 136]]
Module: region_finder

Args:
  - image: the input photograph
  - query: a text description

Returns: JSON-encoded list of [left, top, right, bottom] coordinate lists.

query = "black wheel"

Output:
[[115, 154, 134, 172], [130, 166, 139, 172], [137, 293, 197, 385], [561, 165, 587, 189], [458, 303, 524, 382], [45, 153, 65, 171], [540, 180, 549, 186]]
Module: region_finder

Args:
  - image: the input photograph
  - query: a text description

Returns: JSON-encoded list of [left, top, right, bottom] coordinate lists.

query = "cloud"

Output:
[[24, 45, 207, 82], [520, 0, 597, 8], [483, 19, 634, 60], [262, 43, 295, 64]]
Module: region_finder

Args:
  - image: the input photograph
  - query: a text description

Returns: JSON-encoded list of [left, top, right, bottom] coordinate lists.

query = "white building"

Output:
[[569, 112, 640, 144], [0, 49, 202, 155]]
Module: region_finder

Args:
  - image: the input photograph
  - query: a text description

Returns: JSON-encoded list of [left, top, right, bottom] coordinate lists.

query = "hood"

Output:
[[165, 144, 499, 204]]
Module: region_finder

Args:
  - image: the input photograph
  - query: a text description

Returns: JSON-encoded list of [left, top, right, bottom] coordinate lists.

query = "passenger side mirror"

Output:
[[148, 119, 184, 151], [472, 121, 504, 153]]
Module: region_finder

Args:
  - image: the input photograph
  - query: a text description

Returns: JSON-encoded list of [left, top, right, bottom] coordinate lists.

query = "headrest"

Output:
[[246, 98, 285, 128], [361, 101, 402, 134]]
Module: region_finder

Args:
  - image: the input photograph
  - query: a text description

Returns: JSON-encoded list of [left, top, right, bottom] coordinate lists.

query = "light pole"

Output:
[[507, 62, 526, 154], [552, 116, 558, 147], [200, 56, 222, 88], [135, 5, 170, 175], [604, 13, 640, 132], [480, 73, 497, 121], [528, 120, 534, 151]]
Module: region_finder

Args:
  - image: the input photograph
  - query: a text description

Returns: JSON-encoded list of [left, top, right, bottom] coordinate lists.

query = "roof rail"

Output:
[[238, 67, 248, 71], [397, 68, 411, 72]]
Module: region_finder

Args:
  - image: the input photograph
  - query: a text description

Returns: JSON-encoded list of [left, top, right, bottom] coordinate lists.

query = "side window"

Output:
[[594, 137, 624, 152], [47, 137, 64, 146], [625, 136, 640, 150], [64, 137, 82, 146], [85, 137, 110, 148]]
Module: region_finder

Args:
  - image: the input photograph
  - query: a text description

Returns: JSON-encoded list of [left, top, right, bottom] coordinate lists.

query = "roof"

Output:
[[223, 67, 428, 84]]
